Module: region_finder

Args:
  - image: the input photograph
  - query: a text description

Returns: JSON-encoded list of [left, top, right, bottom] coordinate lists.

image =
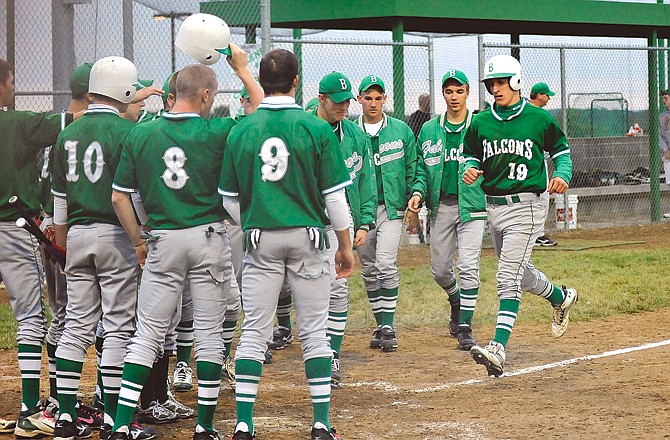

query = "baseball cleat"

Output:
[[136, 401, 179, 425], [369, 325, 382, 349], [0, 417, 16, 433], [470, 341, 506, 377], [76, 400, 104, 429], [268, 326, 294, 350], [100, 422, 156, 440], [193, 425, 221, 440], [221, 355, 236, 390], [330, 351, 341, 389], [310, 423, 339, 440], [54, 418, 93, 440], [535, 235, 558, 247], [456, 325, 477, 351], [160, 392, 195, 419], [552, 287, 578, 338], [379, 325, 398, 352], [14, 405, 55, 438], [173, 361, 193, 392], [231, 430, 255, 440]]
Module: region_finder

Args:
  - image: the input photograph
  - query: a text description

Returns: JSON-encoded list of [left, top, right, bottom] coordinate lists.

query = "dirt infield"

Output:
[[1, 223, 669, 439]]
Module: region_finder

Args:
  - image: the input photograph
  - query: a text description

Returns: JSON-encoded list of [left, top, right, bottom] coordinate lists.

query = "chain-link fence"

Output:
[[484, 43, 670, 230], [3, 1, 670, 230]]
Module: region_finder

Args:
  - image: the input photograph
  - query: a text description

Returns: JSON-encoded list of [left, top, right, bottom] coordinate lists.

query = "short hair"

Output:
[[259, 49, 298, 95], [169, 71, 179, 97], [0, 58, 13, 84], [530, 93, 539, 100], [418, 93, 430, 106], [176, 64, 217, 102]]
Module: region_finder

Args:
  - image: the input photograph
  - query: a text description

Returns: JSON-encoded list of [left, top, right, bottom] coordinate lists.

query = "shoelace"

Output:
[[175, 368, 188, 382]]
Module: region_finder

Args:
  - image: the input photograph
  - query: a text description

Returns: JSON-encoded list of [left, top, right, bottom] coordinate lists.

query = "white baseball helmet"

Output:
[[482, 55, 522, 92], [175, 13, 231, 65], [88, 56, 140, 104]]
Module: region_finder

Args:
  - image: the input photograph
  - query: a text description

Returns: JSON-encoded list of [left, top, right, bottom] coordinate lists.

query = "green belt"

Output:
[[486, 195, 521, 205]]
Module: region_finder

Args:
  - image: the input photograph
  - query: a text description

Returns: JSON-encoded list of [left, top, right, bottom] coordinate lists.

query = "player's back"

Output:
[[123, 113, 235, 230], [53, 107, 135, 226], [224, 103, 349, 230]]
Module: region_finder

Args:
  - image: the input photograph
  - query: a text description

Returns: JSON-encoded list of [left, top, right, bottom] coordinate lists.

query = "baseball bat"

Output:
[[10, 195, 67, 268], [16, 218, 67, 268]]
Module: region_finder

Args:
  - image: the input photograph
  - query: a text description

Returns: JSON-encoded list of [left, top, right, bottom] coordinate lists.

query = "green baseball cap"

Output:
[[531, 82, 555, 96], [319, 71, 354, 103], [358, 74, 385, 94], [161, 73, 175, 103], [69, 62, 94, 94], [137, 79, 154, 89], [305, 97, 319, 111], [442, 69, 469, 86]]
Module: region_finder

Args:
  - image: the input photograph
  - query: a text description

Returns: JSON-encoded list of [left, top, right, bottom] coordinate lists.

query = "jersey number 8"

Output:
[[162, 147, 190, 190]]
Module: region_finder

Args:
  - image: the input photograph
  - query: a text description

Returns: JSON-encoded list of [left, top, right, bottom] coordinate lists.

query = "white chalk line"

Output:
[[412, 338, 670, 393]]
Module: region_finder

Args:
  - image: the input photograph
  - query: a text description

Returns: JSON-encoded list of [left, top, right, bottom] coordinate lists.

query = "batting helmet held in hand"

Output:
[[482, 55, 522, 93], [175, 13, 231, 65], [88, 56, 140, 104]]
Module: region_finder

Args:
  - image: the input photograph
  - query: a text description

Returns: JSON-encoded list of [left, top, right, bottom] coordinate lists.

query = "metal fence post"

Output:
[[260, 0, 271, 54], [293, 28, 303, 106], [428, 34, 435, 116], [6, 0, 15, 109], [51, 0, 75, 111], [478, 35, 485, 111], [392, 20, 405, 120], [123, 0, 133, 61], [649, 39, 662, 222]]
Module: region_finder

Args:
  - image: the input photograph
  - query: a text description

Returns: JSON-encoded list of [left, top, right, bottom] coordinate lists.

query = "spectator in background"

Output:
[[659, 90, 670, 218], [626, 122, 643, 137], [407, 92, 431, 139], [529, 82, 559, 246], [529, 82, 555, 108]]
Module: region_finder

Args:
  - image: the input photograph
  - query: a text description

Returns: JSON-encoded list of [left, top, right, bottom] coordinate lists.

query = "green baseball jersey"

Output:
[[356, 114, 418, 219], [113, 112, 236, 230], [38, 113, 69, 216], [218, 98, 352, 230], [0, 109, 63, 221], [307, 108, 377, 231], [52, 105, 136, 226], [412, 111, 486, 222], [462, 99, 571, 196]]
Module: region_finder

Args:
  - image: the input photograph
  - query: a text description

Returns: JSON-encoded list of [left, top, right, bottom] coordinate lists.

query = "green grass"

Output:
[[347, 246, 670, 331], [1, 246, 668, 350]]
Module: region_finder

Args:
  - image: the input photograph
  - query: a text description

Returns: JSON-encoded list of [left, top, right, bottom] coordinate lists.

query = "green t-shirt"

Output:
[[52, 105, 136, 226], [0, 109, 63, 220], [113, 112, 236, 230], [218, 99, 352, 230], [462, 99, 570, 196]]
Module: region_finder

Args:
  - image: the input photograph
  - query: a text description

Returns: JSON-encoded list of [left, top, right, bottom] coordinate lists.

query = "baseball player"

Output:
[[51, 56, 160, 440], [462, 55, 578, 377], [37, 62, 92, 410], [219, 49, 354, 440], [110, 45, 260, 440], [356, 74, 418, 352], [407, 69, 486, 351], [528, 82, 559, 247], [312, 71, 376, 386], [120, 79, 195, 424], [0, 57, 80, 438]]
